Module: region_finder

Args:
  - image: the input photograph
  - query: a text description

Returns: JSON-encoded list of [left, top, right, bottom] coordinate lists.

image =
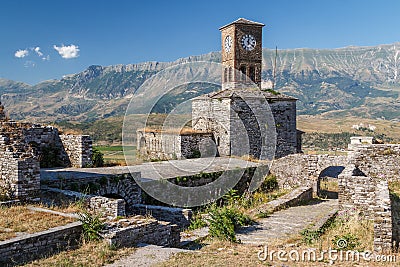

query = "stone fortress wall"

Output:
[[0, 103, 93, 200], [270, 137, 400, 253]]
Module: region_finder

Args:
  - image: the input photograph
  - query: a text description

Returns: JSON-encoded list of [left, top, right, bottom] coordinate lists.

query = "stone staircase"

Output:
[[236, 198, 338, 245]]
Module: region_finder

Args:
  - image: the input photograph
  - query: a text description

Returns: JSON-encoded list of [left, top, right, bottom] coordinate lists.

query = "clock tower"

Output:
[[220, 18, 264, 89]]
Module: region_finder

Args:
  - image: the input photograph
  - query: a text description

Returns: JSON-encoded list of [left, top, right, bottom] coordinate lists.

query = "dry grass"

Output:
[[0, 205, 76, 241], [389, 181, 400, 196], [305, 150, 348, 156], [160, 212, 397, 267], [305, 213, 374, 252], [157, 240, 268, 267], [237, 154, 262, 163], [319, 179, 338, 192], [95, 145, 135, 166], [246, 189, 289, 210], [297, 115, 400, 142], [24, 240, 137, 267], [51, 202, 85, 214], [158, 240, 399, 267]]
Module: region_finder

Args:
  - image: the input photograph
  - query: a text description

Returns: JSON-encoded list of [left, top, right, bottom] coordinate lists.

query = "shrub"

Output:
[[207, 205, 253, 243], [300, 228, 321, 245], [92, 148, 105, 167], [78, 211, 105, 242], [187, 214, 207, 231], [222, 189, 240, 205], [332, 233, 360, 250], [259, 174, 279, 192]]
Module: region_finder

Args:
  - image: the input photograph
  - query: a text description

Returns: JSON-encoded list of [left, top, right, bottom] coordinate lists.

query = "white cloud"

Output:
[[42, 55, 50, 61], [15, 49, 29, 58], [33, 46, 43, 57], [53, 44, 80, 59]]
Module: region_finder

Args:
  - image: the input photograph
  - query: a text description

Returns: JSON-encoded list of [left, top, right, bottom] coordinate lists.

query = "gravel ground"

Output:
[[104, 244, 188, 267]]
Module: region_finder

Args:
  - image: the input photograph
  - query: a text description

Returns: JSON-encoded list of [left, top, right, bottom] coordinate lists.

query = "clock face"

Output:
[[224, 35, 232, 52], [241, 34, 256, 51]]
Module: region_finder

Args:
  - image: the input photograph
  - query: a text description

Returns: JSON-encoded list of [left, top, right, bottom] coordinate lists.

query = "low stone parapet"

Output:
[[103, 216, 180, 248], [0, 222, 82, 266]]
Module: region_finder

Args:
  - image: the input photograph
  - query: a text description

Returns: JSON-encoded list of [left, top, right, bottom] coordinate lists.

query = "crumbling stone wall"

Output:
[[89, 196, 126, 219], [0, 122, 92, 168], [103, 218, 180, 248], [374, 180, 393, 253], [349, 144, 400, 179], [270, 143, 399, 191], [0, 121, 93, 200], [338, 166, 397, 252], [59, 135, 92, 167], [338, 165, 376, 219], [0, 151, 40, 200]]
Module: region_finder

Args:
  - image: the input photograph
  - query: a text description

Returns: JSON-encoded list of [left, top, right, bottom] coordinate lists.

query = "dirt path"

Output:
[[104, 244, 188, 267]]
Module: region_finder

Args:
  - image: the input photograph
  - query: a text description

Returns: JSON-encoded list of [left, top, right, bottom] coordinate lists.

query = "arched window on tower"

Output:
[[228, 67, 233, 82], [239, 65, 246, 81], [249, 66, 255, 83], [224, 68, 228, 83]]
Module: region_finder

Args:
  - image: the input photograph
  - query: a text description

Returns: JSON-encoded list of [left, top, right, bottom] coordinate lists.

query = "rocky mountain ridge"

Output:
[[0, 44, 399, 122]]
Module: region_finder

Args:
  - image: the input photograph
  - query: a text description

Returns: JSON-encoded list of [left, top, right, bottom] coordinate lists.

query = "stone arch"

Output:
[[317, 166, 346, 199], [90, 175, 141, 213], [139, 136, 146, 149]]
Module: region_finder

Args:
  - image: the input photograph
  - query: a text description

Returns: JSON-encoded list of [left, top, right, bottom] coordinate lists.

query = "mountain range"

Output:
[[1, 43, 400, 122]]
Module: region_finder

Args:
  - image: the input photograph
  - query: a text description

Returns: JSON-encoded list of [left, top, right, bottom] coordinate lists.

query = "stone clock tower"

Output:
[[138, 18, 299, 162], [219, 18, 264, 89]]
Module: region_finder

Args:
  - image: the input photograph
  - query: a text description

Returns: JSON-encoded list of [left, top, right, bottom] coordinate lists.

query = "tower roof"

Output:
[[219, 18, 265, 30], [194, 89, 297, 101]]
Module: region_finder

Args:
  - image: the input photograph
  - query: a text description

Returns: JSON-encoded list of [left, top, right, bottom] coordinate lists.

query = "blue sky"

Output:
[[1, 0, 400, 85]]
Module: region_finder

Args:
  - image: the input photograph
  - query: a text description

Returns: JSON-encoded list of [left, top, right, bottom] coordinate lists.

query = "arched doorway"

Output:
[[317, 166, 345, 199], [102, 193, 125, 199]]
